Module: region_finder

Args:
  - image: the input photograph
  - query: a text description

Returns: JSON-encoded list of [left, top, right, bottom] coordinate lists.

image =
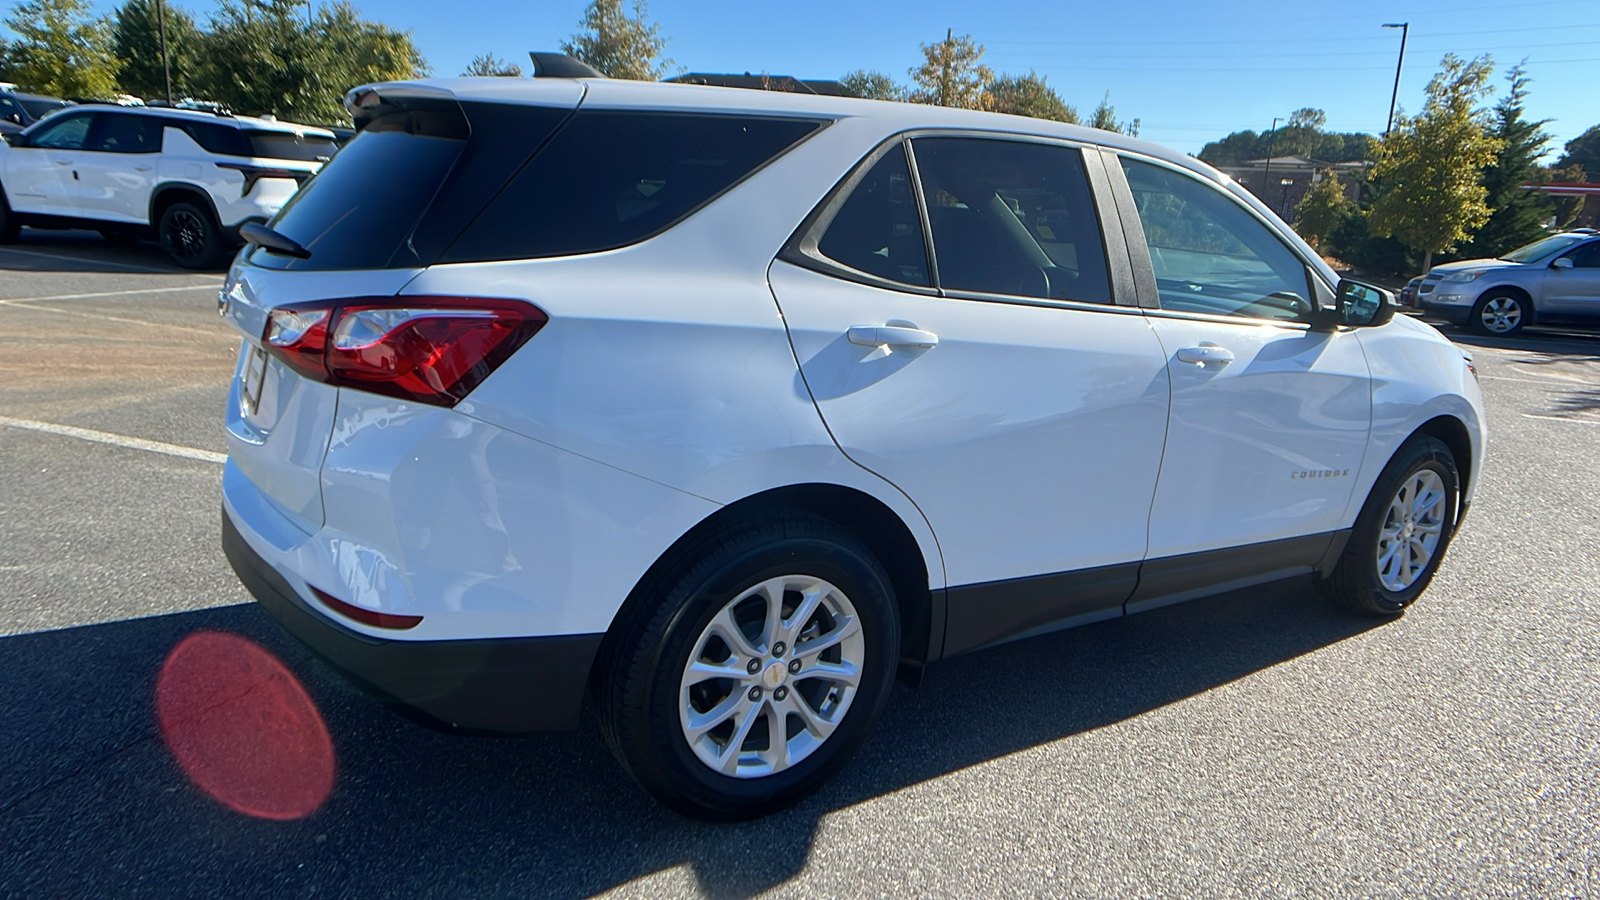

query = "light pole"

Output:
[[156, 0, 172, 103], [1260, 116, 1283, 204], [1279, 177, 1294, 219], [1383, 22, 1409, 135]]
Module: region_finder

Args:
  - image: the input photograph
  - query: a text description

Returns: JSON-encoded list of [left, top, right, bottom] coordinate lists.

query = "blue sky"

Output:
[[52, 0, 1600, 158]]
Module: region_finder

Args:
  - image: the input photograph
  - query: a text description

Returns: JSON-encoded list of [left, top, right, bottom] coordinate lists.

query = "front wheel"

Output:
[[158, 201, 223, 269], [1318, 436, 1459, 616], [595, 514, 900, 820], [1470, 290, 1529, 336]]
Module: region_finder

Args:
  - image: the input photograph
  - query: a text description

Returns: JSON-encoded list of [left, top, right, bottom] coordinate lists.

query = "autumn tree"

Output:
[[1088, 92, 1138, 136], [1368, 54, 1502, 271], [1, 0, 120, 99], [462, 53, 522, 77], [1293, 174, 1352, 252], [839, 69, 904, 101], [1460, 64, 1556, 258], [984, 71, 1078, 123], [112, 0, 203, 100], [908, 30, 992, 109], [560, 0, 670, 81]]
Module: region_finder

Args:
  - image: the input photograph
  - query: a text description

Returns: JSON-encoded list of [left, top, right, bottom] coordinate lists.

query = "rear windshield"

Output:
[[441, 111, 823, 263], [254, 101, 570, 271], [244, 129, 338, 161]]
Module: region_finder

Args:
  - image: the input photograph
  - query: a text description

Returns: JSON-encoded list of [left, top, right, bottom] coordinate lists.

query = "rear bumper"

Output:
[[223, 508, 602, 732]]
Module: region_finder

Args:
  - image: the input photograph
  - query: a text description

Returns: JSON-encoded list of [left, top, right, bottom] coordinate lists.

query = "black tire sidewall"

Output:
[[0, 188, 18, 242], [1470, 290, 1528, 336], [613, 523, 899, 819], [159, 201, 219, 268], [1345, 438, 1459, 613]]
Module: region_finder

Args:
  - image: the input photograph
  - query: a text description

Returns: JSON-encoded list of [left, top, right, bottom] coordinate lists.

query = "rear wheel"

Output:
[[1318, 436, 1459, 616], [158, 201, 222, 269], [0, 190, 19, 243], [1470, 290, 1529, 336], [595, 513, 899, 820]]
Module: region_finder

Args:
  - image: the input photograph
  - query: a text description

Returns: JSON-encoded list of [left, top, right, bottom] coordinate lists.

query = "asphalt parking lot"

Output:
[[2, 231, 1598, 898]]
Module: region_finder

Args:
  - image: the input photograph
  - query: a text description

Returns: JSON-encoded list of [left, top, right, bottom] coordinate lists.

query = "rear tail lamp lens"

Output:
[[261, 297, 546, 406]]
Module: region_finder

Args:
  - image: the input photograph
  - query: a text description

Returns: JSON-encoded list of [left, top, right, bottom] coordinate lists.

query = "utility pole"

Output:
[[156, 0, 172, 103], [1383, 22, 1409, 136], [1260, 116, 1283, 204]]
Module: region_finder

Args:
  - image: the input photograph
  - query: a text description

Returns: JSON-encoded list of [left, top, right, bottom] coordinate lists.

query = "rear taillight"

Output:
[[262, 296, 546, 406]]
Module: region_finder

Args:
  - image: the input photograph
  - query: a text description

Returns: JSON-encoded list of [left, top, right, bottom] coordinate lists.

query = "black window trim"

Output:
[[1110, 149, 1336, 328], [781, 127, 1140, 317], [440, 109, 835, 265]]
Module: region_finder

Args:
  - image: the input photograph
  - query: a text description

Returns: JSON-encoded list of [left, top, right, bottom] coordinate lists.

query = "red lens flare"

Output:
[[156, 631, 335, 820]]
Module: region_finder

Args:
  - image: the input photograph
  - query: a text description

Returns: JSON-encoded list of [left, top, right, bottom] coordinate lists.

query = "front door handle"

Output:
[[1175, 344, 1235, 365], [848, 324, 939, 349]]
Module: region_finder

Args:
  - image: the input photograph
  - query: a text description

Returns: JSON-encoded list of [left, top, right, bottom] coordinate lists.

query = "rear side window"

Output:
[[244, 130, 338, 162], [912, 137, 1112, 304], [256, 102, 570, 271], [442, 112, 823, 263], [814, 145, 930, 287], [174, 120, 253, 157]]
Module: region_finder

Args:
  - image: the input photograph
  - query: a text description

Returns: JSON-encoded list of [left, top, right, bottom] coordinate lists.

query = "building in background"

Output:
[[1218, 155, 1368, 223]]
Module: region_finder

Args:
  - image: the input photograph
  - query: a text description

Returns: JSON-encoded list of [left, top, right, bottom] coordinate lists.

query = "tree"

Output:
[[0, 0, 120, 99], [838, 69, 904, 101], [908, 30, 992, 109], [1288, 107, 1326, 131], [1547, 162, 1588, 228], [462, 53, 522, 77], [984, 71, 1078, 123], [560, 0, 670, 81], [1368, 54, 1503, 272], [195, 0, 425, 125], [1293, 174, 1353, 252], [1557, 125, 1600, 179], [1459, 64, 1556, 259], [112, 0, 203, 100], [1088, 92, 1138, 137]]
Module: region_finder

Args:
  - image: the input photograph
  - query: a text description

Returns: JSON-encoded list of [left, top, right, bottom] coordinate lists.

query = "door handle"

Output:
[[134, 165, 153, 172], [848, 324, 939, 349], [52, 157, 72, 165], [1176, 344, 1235, 365]]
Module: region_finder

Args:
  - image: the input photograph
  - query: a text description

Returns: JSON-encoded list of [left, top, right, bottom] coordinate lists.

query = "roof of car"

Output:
[[370, 76, 1215, 182], [73, 103, 336, 137]]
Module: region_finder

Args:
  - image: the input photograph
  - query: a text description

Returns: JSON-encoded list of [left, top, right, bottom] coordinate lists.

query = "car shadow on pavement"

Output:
[[0, 579, 1380, 898], [0, 230, 215, 275]]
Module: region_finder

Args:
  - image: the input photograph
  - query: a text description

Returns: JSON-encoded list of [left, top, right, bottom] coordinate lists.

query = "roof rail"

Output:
[[526, 52, 605, 79]]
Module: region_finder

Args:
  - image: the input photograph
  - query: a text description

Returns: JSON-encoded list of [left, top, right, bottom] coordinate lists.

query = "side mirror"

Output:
[[1331, 278, 1396, 329], [1552, 257, 1575, 270]]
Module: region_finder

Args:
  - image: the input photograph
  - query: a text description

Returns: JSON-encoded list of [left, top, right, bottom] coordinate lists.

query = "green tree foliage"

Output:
[[1547, 162, 1588, 228], [462, 53, 522, 77], [838, 69, 904, 101], [1, 0, 120, 99], [1459, 65, 1556, 259], [1293, 174, 1353, 252], [1088, 92, 1138, 136], [1368, 54, 1503, 271], [194, 0, 424, 125], [1198, 112, 1374, 166], [1288, 107, 1326, 130], [984, 71, 1078, 123], [112, 0, 202, 100], [560, 0, 670, 81], [1557, 125, 1600, 179], [908, 30, 992, 109]]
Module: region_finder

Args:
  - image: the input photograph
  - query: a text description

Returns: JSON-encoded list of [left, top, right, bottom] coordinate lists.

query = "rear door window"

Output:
[[442, 112, 823, 263], [910, 137, 1112, 304], [87, 113, 162, 153], [813, 144, 930, 287]]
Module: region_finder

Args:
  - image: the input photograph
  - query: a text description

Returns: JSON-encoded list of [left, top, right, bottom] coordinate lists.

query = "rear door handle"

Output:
[[848, 325, 939, 349], [1176, 344, 1235, 365], [134, 165, 153, 172]]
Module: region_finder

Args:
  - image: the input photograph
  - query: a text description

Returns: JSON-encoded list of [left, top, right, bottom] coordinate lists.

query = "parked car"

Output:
[[0, 83, 71, 134], [220, 65, 1486, 820], [0, 104, 338, 267], [1416, 229, 1600, 335], [1399, 274, 1424, 308]]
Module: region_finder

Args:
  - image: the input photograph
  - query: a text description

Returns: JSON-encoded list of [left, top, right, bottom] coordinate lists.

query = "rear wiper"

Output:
[[240, 221, 311, 259]]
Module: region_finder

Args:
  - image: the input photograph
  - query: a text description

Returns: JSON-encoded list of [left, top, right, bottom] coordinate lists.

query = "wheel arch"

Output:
[[598, 483, 940, 691], [148, 182, 220, 229], [1477, 283, 1536, 318], [1410, 414, 1474, 525]]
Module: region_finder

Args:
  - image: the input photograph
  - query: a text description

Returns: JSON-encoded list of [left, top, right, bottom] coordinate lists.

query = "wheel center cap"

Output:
[[761, 661, 786, 689]]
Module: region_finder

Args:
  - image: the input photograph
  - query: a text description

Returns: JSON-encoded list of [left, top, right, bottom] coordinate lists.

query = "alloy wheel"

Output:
[[1478, 296, 1523, 334], [162, 209, 209, 264], [1375, 469, 1447, 592]]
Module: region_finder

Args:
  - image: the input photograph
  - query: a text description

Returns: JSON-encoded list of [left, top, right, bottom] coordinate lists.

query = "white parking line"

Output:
[[1523, 414, 1600, 427], [3, 284, 220, 303], [0, 298, 225, 336], [0, 415, 226, 464]]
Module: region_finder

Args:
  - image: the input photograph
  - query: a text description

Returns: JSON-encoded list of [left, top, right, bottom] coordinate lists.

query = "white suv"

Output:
[[220, 70, 1486, 820], [0, 104, 337, 267]]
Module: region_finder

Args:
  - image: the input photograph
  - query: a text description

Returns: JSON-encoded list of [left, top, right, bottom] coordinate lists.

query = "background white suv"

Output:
[[0, 105, 337, 267], [221, 72, 1486, 820]]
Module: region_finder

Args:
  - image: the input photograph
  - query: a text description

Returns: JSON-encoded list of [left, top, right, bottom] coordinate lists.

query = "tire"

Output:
[[158, 201, 222, 269], [0, 190, 19, 243], [1469, 289, 1530, 336], [594, 513, 900, 820], [1318, 436, 1459, 616]]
